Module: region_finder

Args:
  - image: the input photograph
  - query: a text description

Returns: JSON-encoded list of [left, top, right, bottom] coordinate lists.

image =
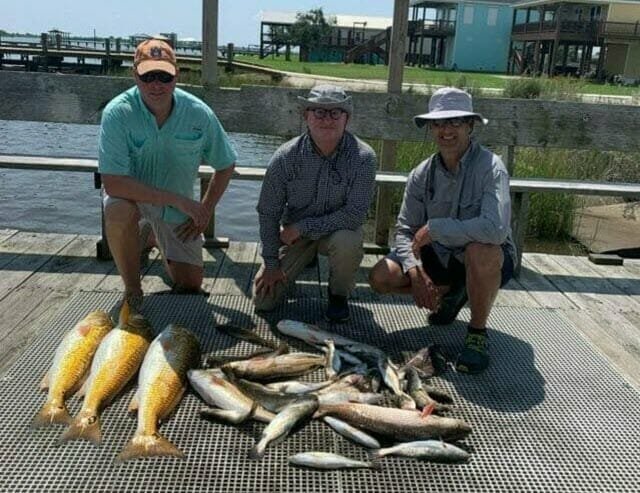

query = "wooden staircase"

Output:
[[344, 27, 391, 64]]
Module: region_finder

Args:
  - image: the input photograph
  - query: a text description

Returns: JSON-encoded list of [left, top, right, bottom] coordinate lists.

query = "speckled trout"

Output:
[[59, 302, 153, 445], [32, 311, 113, 427], [117, 324, 201, 461]]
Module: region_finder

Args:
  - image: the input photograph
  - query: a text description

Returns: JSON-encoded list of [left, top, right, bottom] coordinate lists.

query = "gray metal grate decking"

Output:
[[1, 291, 639, 492]]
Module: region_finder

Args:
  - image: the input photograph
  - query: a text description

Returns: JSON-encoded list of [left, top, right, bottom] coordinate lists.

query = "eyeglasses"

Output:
[[310, 108, 346, 120], [138, 71, 175, 84], [430, 118, 470, 128]]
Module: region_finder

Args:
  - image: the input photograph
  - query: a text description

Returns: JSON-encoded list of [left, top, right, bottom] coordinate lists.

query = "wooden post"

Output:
[[41, 33, 48, 71], [201, 0, 228, 248], [510, 191, 529, 277], [374, 0, 408, 248], [226, 43, 234, 72], [202, 0, 218, 90]]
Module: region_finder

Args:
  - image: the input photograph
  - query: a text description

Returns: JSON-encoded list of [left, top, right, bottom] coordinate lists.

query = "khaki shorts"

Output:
[[103, 194, 204, 267]]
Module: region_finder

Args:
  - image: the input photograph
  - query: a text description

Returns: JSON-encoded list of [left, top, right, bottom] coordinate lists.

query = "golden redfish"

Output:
[[59, 302, 152, 445], [117, 324, 200, 460], [32, 311, 113, 427]]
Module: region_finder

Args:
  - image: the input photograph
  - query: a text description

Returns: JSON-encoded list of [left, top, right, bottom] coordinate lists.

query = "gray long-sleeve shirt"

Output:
[[257, 131, 377, 269], [393, 139, 516, 273]]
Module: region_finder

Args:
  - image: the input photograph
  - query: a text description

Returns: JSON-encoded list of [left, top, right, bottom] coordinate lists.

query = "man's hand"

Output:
[[175, 196, 211, 232], [175, 218, 204, 242], [408, 266, 441, 311], [255, 268, 287, 298], [280, 224, 301, 246], [412, 224, 432, 259]]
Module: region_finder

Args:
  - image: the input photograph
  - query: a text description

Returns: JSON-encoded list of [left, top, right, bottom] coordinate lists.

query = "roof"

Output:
[[260, 10, 392, 30], [410, 0, 517, 6], [512, 0, 640, 7]]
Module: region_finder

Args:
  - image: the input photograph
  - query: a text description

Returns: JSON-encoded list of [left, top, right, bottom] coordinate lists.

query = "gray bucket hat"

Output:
[[414, 87, 488, 128], [297, 84, 353, 115]]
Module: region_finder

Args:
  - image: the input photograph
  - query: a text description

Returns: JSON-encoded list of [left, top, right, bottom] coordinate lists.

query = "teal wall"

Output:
[[450, 2, 512, 72], [308, 46, 385, 64]]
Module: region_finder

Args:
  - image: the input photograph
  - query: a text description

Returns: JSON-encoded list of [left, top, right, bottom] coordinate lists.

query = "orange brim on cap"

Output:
[[136, 60, 177, 76]]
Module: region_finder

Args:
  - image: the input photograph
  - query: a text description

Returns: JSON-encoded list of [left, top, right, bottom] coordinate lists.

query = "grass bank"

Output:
[[236, 54, 640, 97]]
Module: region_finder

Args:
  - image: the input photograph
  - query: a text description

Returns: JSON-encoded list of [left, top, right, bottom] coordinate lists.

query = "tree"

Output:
[[289, 8, 336, 61]]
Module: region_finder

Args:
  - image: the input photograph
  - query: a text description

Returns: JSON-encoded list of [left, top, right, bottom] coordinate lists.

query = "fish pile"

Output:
[[189, 319, 473, 470], [33, 302, 201, 461]]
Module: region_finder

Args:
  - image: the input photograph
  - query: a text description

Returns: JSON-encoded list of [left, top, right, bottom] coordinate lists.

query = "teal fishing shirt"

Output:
[[98, 86, 237, 224]]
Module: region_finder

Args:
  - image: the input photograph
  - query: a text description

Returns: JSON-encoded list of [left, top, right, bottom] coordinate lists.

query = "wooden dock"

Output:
[[1, 228, 639, 388]]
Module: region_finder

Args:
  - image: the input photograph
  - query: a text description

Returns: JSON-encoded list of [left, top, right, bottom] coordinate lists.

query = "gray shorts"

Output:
[[103, 194, 204, 267]]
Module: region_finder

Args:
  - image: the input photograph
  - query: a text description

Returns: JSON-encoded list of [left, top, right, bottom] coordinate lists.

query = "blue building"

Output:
[[409, 0, 515, 72]]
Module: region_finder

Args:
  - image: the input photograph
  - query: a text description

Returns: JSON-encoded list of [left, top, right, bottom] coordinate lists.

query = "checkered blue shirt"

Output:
[[257, 131, 377, 269]]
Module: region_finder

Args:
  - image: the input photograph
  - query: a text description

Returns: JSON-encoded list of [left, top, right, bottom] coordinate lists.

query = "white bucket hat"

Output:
[[414, 87, 488, 127]]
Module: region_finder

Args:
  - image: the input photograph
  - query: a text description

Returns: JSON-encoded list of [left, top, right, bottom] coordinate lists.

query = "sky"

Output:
[[3, 1, 396, 46]]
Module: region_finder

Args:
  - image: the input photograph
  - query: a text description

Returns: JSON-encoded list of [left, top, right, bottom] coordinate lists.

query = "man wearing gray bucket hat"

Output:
[[369, 87, 516, 374], [253, 84, 376, 322]]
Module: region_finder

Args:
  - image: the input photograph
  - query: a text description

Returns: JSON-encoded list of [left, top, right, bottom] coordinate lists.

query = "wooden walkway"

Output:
[[1, 228, 639, 388]]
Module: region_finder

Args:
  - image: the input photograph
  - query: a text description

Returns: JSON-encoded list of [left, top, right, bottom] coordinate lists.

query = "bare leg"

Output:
[[104, 200, 142, 295], [369, 258, 450, 298], [465, 242, 503, 329], [166, 260, 204, 292]]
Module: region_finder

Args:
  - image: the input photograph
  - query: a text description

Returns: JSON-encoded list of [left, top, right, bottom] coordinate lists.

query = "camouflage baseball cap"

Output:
[[134, 38, 177, 76]]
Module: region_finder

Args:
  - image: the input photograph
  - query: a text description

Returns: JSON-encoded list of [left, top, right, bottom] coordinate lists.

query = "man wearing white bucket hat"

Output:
[[369, 87, 516, 374]]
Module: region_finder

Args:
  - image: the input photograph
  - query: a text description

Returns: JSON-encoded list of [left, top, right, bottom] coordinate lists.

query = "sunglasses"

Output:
[[138, 71, 175, 84], [430, 117, 471, 128], [310, 108, 346, 120]]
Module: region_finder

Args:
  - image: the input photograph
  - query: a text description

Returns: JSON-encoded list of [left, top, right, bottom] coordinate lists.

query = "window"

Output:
[[464, 6, 474, 25], [487, 8, 498, 26]]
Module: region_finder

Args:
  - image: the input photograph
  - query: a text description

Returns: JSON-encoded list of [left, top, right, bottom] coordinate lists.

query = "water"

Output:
[[0, 120, 284, 240]]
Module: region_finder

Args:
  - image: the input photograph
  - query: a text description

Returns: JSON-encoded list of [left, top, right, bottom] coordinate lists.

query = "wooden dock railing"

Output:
[[1, 154, 638, 275]]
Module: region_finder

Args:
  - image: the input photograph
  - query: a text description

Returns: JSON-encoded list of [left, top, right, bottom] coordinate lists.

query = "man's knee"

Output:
[[104, 199, 139, 228], [465, 242, 503, 275], [326, 229, 364, 261], [368, 258, 400, 294]]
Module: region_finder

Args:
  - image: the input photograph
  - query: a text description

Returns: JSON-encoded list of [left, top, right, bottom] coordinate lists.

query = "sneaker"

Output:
[[455, 328, 489, 374], [110, 290, 144, 323], [325, 293, 350, 323], [428, 283, 468, 325]]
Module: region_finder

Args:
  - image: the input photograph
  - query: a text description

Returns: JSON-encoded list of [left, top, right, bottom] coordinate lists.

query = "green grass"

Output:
[[236, 54, 640, 97]]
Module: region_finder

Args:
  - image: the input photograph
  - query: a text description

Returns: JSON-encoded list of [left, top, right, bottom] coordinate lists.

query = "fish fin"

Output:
[[73, 374, 90, 399], [421, 403, 435, 418], [200, 406, 254, 425], [116, 432, 184, 461], [39, 372, 49, 391], [127, 390, 140, 412], [32, 401, 73, 428], [275, 342, 289, 355], [118, 300, 130, 327], [59, 414, 102, 444]]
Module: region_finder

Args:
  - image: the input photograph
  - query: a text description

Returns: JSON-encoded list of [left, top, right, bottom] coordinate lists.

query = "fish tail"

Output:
[[116, 433, 184, 461], [369, 458, 384, 471], [368, 449, 384, 460], [31, 402, 73, 428], [59, 414, 102, 444], [248, 440, 266, 460]]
